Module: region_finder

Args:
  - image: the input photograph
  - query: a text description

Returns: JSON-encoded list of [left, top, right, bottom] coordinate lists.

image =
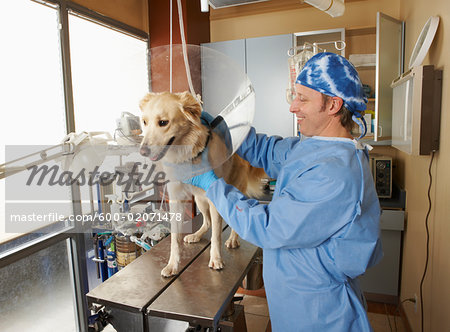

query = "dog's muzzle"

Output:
[[140, 145, 151, 157], [140, 136, 176, 161]]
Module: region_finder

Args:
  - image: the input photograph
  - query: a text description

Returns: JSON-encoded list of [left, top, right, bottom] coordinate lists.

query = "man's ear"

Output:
[[177, 91, 202, 122], [328, 97, 344, 115], [139, 92, 158, 111]]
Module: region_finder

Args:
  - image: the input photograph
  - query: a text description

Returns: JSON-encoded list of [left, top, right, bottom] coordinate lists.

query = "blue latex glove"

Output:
[[200, 111, 215, 126], [184, 169, 219, 192]]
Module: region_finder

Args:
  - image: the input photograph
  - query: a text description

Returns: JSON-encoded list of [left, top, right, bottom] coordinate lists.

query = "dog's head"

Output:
[[139, 91, 207, 163]]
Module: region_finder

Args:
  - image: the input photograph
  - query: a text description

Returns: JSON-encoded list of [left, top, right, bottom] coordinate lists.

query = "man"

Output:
[[187, 52, 382, 331]]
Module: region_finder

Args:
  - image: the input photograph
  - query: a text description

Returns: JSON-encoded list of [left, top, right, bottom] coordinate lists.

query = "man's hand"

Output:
[[184, 169, 219, 192]]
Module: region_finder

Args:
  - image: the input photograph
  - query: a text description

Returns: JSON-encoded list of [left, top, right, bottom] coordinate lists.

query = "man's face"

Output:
[[289, 84, 331, 137]]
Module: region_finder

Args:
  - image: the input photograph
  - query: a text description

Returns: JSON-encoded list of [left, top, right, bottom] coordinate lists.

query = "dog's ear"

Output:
[[139, 92, 157, 111], [178, 91, 202, 122]]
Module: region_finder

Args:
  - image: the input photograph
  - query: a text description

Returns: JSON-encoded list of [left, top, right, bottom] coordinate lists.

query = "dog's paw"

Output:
[[161, 264, 179, 277], [184, 233, 201, 243], [209, 256, 224, 270], [225, 238, 240, 249]]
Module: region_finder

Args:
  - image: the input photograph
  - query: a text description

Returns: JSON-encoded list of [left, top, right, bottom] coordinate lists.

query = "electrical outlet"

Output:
[[414, 294, 418, 313]]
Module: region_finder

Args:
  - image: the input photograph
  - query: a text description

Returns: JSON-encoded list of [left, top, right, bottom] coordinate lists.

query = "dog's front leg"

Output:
[[160, 181, 187, 277], [208, 203, 224, 270], [184, 190, 211, 244], [161, 232, 182, 277]]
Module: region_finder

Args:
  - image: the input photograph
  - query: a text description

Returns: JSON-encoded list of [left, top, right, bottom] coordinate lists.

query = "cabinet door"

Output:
[[201, 39, 246, 115], [246, 34, 294, 137], [359, 210, 405, 299], [375, 12, 404, 140]]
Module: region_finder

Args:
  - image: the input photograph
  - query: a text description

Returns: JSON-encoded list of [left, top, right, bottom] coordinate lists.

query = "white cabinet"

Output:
[[291, 28, 346, 135], [346, 12, 404, 143], [201, 39, 246, 71], [202, 34, 294, 138], [246, 34, 293, 137]]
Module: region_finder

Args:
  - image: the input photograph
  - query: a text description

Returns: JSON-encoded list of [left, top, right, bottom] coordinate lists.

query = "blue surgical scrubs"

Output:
[[206, 128, 383, 332]]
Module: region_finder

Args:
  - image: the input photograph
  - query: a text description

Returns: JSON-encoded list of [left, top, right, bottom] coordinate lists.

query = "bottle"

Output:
[[106, 242, 118, 277]]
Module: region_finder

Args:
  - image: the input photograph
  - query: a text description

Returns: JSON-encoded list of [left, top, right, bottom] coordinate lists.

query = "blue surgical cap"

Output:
[[296, 52, 368, 138]]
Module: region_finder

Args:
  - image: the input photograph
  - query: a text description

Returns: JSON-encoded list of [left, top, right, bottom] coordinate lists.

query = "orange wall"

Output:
[[398, 1, 450, 331], [210, 0, 400, 41], [147, 0, 210, 47]]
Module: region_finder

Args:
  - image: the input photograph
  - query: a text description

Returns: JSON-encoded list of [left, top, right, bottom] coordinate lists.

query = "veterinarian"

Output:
[[186, 52, 382, 332]]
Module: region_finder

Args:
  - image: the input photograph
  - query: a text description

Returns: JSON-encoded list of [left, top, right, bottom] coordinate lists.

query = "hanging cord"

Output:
[[419, 150, 435, 332], [176, 0, 200, 104], [169, 0, 173, 92]]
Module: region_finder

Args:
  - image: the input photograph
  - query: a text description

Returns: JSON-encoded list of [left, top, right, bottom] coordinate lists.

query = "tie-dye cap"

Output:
[[295, 52, 368, 138]]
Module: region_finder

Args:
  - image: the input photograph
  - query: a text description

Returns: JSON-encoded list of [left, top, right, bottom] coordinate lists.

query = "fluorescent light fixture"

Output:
[[208, 0, 269, 9], [200, 0, 209, 12]]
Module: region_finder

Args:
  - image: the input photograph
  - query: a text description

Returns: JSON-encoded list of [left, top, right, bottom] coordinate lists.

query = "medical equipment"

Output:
[[106, 247, 118, 277], [1, 124, 174, 247], [286, 40, 346, 104], [287, 43, 315, 104], [370, 155, 392, 198], [130, 235, 152, 251], [115, 112, 142, 145], [115, 235, 141, 269]]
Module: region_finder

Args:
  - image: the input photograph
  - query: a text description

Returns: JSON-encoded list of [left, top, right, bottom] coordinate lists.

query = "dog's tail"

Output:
[[246, 166, 267, 199]]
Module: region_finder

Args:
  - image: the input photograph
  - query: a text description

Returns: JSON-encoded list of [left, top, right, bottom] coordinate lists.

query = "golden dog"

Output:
[[139, 91, 265, 277]]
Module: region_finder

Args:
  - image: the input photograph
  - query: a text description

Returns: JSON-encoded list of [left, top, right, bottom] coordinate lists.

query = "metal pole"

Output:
[[67, 181, 90, 332], [59, 0, 76, 134]]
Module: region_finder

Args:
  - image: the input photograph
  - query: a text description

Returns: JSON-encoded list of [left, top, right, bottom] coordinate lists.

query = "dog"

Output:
[[139, 91, 265, 277]]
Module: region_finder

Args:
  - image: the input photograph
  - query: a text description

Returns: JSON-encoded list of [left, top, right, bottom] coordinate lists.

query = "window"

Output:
[[0, 2, 149, 330], [0, 0, 67, 243], [0, 0, 66, 151], [69, 13, 149, 215], [0, 240, 77, 332], [70, 13, 149, 134]]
